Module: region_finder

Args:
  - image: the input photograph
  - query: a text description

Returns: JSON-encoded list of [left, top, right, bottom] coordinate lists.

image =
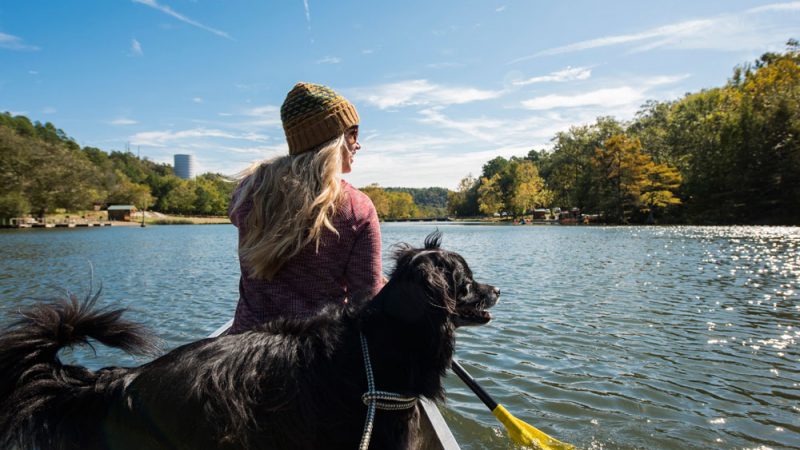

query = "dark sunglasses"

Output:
[[346, 126, 359, 143]]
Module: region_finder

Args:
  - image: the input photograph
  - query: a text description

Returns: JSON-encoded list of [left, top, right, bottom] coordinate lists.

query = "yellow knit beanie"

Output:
[[280, 82, 360, 155]]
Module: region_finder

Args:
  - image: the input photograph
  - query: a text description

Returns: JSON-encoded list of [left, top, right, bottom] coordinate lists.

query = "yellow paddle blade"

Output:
[[492, 404, 576, 450]]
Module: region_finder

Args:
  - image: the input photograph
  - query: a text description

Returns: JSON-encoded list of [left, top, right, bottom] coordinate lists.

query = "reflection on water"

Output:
[[1, 224, 798, 450]]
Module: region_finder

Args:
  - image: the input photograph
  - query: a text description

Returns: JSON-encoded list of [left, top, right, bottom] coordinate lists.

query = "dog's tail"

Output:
[[0, 290, 159, 449]]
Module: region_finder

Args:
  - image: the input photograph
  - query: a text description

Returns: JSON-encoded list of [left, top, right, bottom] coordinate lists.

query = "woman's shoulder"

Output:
[[341, 180, 377, 220]]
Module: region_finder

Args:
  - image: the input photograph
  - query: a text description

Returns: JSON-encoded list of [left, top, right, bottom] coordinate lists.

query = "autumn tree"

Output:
[[387, 191, 418, 219], [592, 134, 682, 223], [640, 161, 682, 222], [506, 160, 552, 216], [477, 173, 504, 215], [360, 184, 390, 219]]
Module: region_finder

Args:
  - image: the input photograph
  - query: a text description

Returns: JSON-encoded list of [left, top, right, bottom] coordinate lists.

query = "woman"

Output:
[[228, 82, 383, 334]]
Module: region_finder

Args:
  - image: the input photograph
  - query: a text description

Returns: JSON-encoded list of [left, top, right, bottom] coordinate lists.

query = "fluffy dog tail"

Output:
[[0, 290, 159, 449]]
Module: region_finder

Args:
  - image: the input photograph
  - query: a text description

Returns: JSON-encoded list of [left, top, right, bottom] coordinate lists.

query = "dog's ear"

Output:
[[374, 279, 429, 323]]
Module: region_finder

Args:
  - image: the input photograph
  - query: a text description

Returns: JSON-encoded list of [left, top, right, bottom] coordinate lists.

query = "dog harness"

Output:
[[358, 332, 417, 450]]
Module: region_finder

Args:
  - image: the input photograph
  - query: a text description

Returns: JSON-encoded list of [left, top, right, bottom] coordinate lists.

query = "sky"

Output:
[[1, 1, 798, 189]]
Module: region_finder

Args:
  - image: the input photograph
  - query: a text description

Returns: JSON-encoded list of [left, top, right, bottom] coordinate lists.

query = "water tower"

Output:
[[174, 154, 196, 179]]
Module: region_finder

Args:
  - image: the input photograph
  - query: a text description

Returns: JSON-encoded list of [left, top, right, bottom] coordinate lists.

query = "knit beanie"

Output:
[[280, 82, 360, 155]]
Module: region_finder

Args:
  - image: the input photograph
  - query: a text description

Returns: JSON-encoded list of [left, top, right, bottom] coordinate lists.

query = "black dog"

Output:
[[0, 232, 499, 450]]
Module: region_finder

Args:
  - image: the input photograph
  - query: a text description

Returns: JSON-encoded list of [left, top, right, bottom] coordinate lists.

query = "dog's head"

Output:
[[379, 231, 499, 328]]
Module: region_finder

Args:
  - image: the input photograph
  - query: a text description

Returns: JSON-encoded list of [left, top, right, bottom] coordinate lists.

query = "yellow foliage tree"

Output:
[[477, 174, 504, 215], [593, 134, 682, 223], [360, 184, 390, 219]]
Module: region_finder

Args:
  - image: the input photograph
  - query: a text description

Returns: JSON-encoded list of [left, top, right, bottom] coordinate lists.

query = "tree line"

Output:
[[0, 114, 234, 219], [359, 185, 448, 220], [449, 41, 800, 224], [2, 42, 797, 224]]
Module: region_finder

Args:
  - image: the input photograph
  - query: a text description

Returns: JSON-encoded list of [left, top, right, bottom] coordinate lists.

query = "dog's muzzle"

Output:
[[453, 284, 499, 327]]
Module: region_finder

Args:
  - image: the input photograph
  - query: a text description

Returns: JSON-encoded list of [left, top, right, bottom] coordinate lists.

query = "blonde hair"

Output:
[[231, 135, 347, 280]]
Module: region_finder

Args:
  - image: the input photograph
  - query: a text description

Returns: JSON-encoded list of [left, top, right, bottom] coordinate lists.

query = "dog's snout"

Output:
[[492, 286, 500, 297]]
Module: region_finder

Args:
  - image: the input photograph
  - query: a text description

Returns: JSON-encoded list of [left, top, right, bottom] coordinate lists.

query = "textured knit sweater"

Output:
[[229, 179, 382, 334]]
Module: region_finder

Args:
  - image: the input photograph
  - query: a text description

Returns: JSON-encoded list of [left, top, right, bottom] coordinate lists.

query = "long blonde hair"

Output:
[[231, 135, 347, 280]]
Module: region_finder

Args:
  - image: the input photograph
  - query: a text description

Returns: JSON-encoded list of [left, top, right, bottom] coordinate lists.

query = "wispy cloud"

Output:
[[747, 1, 800, 13], [515, 19, 713, 61], [510, 2, 800, 62], [521, 87, 644, 110], [496, 6, 506, 12], [418, 107, 504, 141], [132, 0, 232, 40], [130, 128, 267, 147], [513, 66, 592, 86], [131, 38, 143, 56], [520, 74, 689, 111], [316, 56, 341, 64], [237, 105, 282, 129], [243, 105, 279, 117], [192, 97, 203, 103], [303, 0, 311, 25], [111, 118, 139, 126], [0, 32, 39, 51], [350, 80, 503, 109]]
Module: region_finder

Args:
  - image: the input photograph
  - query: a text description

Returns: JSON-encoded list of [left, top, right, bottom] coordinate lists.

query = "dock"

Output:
[[2, 219, 113, 229]]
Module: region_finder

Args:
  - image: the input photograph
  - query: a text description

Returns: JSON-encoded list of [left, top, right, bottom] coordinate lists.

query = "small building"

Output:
[[558, 207, 581, 224], [107, 205, 137, 221], [532, 208, 550, 220]]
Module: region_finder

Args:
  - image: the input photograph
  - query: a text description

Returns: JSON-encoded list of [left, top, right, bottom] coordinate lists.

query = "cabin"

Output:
[[107, 205, 137, 221], [532, 208, 550, 220], [555, 207, 581, 224]]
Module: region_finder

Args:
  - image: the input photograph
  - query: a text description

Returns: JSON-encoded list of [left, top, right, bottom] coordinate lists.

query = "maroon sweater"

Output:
[[229, 180, 383, 334]]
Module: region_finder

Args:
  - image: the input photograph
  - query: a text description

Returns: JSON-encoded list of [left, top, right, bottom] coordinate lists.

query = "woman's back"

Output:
[[230, 179, 381, 334]]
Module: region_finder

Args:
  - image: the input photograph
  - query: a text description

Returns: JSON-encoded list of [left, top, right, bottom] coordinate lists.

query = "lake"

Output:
[[0, 223, 798, 450]]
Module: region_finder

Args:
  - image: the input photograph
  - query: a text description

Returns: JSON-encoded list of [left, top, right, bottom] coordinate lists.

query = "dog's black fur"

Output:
[[0, 232, 499, 450]]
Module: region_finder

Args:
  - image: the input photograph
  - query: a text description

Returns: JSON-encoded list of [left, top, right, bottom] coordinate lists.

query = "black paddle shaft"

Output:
[[451, 359, 498, 411]]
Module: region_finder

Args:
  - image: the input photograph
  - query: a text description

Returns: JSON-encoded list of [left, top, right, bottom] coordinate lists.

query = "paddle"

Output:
[[451, 360, 576, 450]]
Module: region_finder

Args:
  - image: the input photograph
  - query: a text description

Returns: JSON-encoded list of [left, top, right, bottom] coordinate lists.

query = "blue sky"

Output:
[[1, 1, 798, 188]]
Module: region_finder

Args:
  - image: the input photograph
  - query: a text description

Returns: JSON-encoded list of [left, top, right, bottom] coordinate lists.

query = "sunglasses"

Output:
[[346, 126, 359, 144]]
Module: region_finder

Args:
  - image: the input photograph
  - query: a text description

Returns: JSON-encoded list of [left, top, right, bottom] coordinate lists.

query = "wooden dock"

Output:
[[2, 219, 112, 229]]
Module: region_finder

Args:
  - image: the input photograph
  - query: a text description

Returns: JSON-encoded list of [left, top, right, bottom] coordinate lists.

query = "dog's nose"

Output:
[[493, 287, 500, 296]]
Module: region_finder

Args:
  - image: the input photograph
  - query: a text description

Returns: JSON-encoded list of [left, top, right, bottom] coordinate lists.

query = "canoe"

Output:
[[208, 319, 460, 450]]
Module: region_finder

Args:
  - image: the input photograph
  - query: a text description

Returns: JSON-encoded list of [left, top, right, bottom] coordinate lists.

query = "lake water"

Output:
[[1, 223, 798, 450]]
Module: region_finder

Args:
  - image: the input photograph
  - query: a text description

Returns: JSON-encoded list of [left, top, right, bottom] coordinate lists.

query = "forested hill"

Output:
[[384, 187, 448, 209], [0, 113, 234, 218]]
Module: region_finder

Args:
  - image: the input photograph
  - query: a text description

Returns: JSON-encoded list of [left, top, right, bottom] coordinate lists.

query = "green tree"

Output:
[[447, 175, 479, 217], [163, 181, 197, 214], [194, 174, 234, 215], [0, 191, 30, 220], [543, 117, 624, 211], [106, 170, 154, 207], [482, 156, 510, 179]]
